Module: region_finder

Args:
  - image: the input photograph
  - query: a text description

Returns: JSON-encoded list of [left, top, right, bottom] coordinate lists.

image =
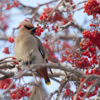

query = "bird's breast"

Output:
[[14, 35, 44, 63]]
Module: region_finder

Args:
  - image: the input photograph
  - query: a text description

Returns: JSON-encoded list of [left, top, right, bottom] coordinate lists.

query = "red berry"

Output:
[[2, 47, 9, 54], [26, 87, 29, 91], [17, 2, 21, 5], [27, 92, 31, 97], [3, 84, 8, 89], [65, 50, 69, 54], [13, 1, 16, 5], [19, 24, 22, 28], [24, 19, 29, 22], [85, 69, 89, 75], [8, 37, 14, 43], [45, 39, 48, 42], [10, 5, 13, 8], [6, 7, 9, 10], [66, 88, 69, 95]]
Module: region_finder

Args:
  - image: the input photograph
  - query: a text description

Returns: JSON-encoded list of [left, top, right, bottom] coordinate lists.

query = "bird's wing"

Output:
[[38, 48, 45, 59], [46, 59, 53, 74], [35, 36, 46, 55], [35, 36, 53, 74]]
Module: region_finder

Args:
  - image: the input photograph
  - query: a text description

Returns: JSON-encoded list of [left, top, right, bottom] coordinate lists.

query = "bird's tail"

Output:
[[37, 67, 51, 85]]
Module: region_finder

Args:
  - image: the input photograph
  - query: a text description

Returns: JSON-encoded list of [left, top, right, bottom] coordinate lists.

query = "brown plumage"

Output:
[[14, 21, 51, 85]]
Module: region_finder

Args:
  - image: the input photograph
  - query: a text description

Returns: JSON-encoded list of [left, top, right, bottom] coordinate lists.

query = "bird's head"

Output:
[[19, 21, 37, 35]]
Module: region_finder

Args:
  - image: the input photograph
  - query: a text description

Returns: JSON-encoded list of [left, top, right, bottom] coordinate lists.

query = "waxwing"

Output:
[[14, 21, 51, 85]]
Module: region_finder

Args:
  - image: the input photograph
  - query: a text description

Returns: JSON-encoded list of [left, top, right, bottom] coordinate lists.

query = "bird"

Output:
[[14, 21, 51, 85]]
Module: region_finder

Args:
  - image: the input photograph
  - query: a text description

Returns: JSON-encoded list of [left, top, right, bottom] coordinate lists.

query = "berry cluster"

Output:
[[60, 42, 72, 62], [2, 47, 9, 54], [10, 86, 30, 99], [0, 79, 16, 89], [0, 16, 8, 31], [40, 5, 63, 22], [66, 38, 98, 68], [35, 26, 44, 36], [6, 1, 20, 10], [85, 68, 100, 75], [62, 41, 71, 49], [77, 79, 98, 99], [61, 56, 67, 62], [63, 82, 74, 99], [46, 25, 59, 33], [68, 56, 92, 68], [43, 42, 59, 62], [3, 37, 15, 54], [43, 5, 53, 14], [63, 15, 72, 25], [90, 23, 99, 27], [71, 79, 98, 100], [39, 12, 49, 21], [52, 25, 58, 33], [66, 88, 73, 96], [82, 30, 100, 49], [53, 12, 63, 22], [8, 37, 14, 43], [84, 0, 100, 18], [69, 0, 75, 9], [0, 16, 4, 20]]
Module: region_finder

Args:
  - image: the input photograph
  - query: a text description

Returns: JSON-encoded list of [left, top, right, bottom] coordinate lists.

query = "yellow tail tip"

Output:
[[46, 82, 51, 85]]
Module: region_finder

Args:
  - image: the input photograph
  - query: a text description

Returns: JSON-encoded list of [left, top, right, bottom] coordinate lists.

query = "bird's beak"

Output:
[[31, 27, 37, 34]]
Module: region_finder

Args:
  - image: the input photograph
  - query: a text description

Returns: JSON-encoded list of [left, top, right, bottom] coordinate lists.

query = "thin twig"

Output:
[[73, 6, 84, 12], [29, 85, 36, 100], [0, 60, 19, 64], [0, 56, 15, 62], [30, 6, 40, 23], [51, 77, 61, 83], [0, 70, 14, 76], [72, 0, 87, 7], [0, 63, 15, 69]]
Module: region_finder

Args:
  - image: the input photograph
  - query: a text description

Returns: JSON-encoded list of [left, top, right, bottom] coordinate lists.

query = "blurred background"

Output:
[[0, 0, 93, 99]]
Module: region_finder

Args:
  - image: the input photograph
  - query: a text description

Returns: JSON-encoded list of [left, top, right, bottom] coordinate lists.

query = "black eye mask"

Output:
[[24, 25, 37, 34], [24, 25, 32, 30]]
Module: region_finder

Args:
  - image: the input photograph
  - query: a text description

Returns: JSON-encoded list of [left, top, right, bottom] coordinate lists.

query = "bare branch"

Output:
[[0, 63, 15, 69], [73, 6, 84, 12], [72, 0, 87, 7], [0, 70, 14, 76], [0, 37, 8, 40]]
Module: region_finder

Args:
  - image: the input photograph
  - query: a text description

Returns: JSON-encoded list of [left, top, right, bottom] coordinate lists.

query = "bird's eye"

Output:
[[24, 25, 37, 34]]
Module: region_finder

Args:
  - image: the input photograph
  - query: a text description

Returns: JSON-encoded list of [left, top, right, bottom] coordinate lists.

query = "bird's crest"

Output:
[[20, 21, 33, 28], [20, 21, 37, 34]]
